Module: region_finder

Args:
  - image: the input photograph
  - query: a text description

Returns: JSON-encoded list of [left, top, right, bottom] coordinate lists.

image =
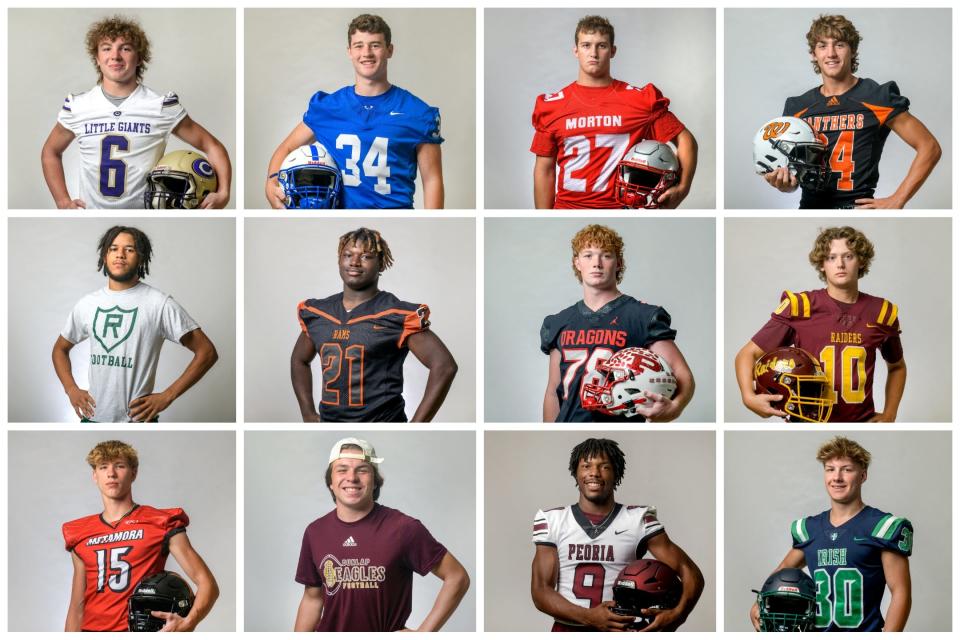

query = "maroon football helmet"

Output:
[[612, 559, 682, 629], [753, 347, 833, 422]]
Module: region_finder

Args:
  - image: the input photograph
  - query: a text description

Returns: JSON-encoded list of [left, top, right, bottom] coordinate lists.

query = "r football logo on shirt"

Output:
[[93, 305, 138, 352]]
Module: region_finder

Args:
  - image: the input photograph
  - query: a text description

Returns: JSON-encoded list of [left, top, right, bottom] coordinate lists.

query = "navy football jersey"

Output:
[[540, 295, 677, 423], [303, 86, 443, 209], [298, 291, 429, 422], [784, 78, 909, 208], [791, 506, 913, 631]]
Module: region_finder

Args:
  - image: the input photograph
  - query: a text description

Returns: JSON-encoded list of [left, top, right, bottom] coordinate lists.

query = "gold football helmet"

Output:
[[144, 150, 218, 209]]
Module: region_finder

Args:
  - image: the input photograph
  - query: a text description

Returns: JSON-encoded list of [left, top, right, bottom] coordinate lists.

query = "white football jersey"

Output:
[[532, 503, 664, 625], [57, 84, 187, 208]]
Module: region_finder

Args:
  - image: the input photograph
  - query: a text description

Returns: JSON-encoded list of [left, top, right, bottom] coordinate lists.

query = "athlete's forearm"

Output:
[[41, 148, 73, 208], [674, 128, 698, 193], [883, 589, 911, 631], [162, 335, 218, 402], [888, 136, 941, 207], [52, 340, 80, 394], [881, 360, 906, 421], [410, 359, 457, 422], [533, 159, 556, 209], [200, 136, 232, 202], [674, 557, 705, 623], [291, 358, 320, 420], [293, 592, 323, 631], [422, 175, 444, 209], [415, 565, 469, 631], [532, 587, 595, 627], [181, 573, 219, 631]]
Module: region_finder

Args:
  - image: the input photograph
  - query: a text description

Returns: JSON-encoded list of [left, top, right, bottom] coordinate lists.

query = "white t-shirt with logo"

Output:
[[61, 282, 198, 422], [57, 84, 187, 208]]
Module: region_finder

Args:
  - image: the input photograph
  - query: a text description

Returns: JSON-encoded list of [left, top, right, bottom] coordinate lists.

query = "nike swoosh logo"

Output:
[[853, 536, 868, 542], [389, 111, 404, 116], [615, 529, 629, 535]]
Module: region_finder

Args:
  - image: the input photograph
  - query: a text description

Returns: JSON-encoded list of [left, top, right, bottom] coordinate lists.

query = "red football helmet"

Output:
[[612, 559, 682, 629], [580, 347, 677, 418], [753, 347, 833, 422], [614, 140, 680, 209]]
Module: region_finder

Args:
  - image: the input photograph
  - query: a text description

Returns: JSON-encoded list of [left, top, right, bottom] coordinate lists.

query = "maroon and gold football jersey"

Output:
[[752, 289, 903, 422], [784, 78, 909, 208], [531, 80, 685, 209], [298, 290, 429, 422], [62, 505, 188, 631]]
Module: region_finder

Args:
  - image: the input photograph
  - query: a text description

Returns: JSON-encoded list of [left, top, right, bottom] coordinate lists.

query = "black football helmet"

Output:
[[755, 568, 816, 632], [611, 559, 682, 630], [127, 571, 194, 632]]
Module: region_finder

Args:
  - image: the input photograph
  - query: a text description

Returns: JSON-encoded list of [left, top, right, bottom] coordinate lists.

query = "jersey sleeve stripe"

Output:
[[878, 300, 890, 324], [862, 101, 894, 127], [871, 515, 904, 540], [785, 291, 799, 317], [886, 303, 898, 326], [799, 292, 811, 318], [346, 308, 418, 325], [300, 303, 341, 326], [791, 517, 809, 543]]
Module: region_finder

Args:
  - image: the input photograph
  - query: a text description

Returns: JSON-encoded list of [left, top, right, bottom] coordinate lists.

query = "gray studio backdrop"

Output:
[[8, 431, 236, 631], [485, 430, 715, 631], [245, 430, 476, 631], [8, 9, 237, 209], [244, 217, 475, 422], [724, 8, 951, 209], [244, 8, 476, 209], [725, 430, 951, 631], [485, 217, 715, 422], [724, 217, 951, 422], [484, 8, 716, 209], [8, 218, 236, 422]]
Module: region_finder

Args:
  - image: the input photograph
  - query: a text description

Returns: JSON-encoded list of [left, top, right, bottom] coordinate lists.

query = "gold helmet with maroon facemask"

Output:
[[754, 346, 833, 422]]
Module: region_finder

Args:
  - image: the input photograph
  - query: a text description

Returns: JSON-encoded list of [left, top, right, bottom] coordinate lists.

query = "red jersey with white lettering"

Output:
[[531, 80, 685, 209], [532, 503, 664, 629], [62, 505, 188, 631], [751, 289, 903, 422]]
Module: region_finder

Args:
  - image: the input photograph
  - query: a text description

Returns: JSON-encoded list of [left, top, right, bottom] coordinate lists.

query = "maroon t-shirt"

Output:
[[296, 503, 447, 632], [752, 288, 902, 422]]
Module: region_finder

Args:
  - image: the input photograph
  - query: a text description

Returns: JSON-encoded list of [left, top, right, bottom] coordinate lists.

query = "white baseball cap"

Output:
[[328, 437, 384, 467]]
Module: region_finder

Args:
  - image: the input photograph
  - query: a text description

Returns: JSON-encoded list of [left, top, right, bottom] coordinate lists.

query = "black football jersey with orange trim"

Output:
[[298, 291, 429, 422], [540, 295, 676, 423], [784, 78, 909, 208]]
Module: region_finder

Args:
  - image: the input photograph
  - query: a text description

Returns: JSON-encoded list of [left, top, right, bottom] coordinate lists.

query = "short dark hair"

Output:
[[85, 15, 151, 83], [97, 225, 153, 279], [348, 14, 392, 47], [575, 15, 615, 47], [568, 438, 626, 487], [337, 227, 394, 271], [324, 444, 385, 502]]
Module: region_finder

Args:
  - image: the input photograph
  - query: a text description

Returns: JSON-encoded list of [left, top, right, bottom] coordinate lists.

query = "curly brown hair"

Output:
[[86, 15, 151, 83], [338, 227, 394, 271], [575, 15, 615, 47], [806, 14, 861, 74], [348, 14, 392, 47], [808, 226, 874, 282], [816, 435, 871, 469], [86, 440, 140, 470], [570, 224, 625, 284]]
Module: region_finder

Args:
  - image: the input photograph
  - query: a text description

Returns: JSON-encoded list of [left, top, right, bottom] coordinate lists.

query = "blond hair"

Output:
[[816, 436, 871, 469], [86, 440, 139, 470]]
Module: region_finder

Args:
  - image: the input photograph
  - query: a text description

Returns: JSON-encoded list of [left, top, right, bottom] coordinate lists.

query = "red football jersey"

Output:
[[63, 505, 189, 631], [752, 289, 903, 422], [530, 80, 684, 209]]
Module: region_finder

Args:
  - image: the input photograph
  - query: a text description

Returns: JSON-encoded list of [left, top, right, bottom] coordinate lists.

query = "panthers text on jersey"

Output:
[[57, 84, 187, 208], [62, 505, 188, 631], [303, 86, 443, 209], [784, 79, 909, 208], [296, 503, 447, 632], [791, 506, 912, 631], [752, 289, 902, 422], [530, 80, 684, 209], [532, 503, 665, 630], [541, 295, 677, 422], [298, 291, 430, 422]]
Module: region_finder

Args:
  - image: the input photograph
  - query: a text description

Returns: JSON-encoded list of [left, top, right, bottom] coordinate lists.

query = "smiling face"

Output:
[[329, 457, 377, 511], [338, 241, 382, 291], [96, 36, 140, 86], [347, 30, 392, 82], [823, 456, 866, 505], [575, 451, 616, 507], [811, 36, 854, 81]]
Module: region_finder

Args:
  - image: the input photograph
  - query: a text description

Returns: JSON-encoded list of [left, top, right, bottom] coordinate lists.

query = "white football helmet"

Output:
[[278, 144, 342, 209], [753, 117, 828, 190], [144, 150, 218, 209], [614, 140, 680, 209], [580, 347, 678, 418]]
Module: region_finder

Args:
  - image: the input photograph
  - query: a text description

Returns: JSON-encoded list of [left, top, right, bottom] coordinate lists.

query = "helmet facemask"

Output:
[[144, 172, 198, 209], [757, 592, 816, 632], [282, 165, 342, 209], [771, 138, 828, 191]]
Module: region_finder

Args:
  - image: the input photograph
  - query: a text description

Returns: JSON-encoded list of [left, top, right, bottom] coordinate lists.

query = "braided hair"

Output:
[[337, 227, 394, 271], [96, 225, 153, 279]]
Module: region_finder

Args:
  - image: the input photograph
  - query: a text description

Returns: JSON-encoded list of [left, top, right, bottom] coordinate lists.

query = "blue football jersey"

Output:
[[303, 86, 443, 209], [790, 506, 913, 631]]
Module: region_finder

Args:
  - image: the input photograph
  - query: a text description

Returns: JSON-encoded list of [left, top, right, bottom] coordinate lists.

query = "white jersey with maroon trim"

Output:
[[532, 502, 664, 625]]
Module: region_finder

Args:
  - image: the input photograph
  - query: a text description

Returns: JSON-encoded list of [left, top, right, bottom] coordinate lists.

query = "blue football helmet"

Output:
[[278, 144, 342, 209]]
